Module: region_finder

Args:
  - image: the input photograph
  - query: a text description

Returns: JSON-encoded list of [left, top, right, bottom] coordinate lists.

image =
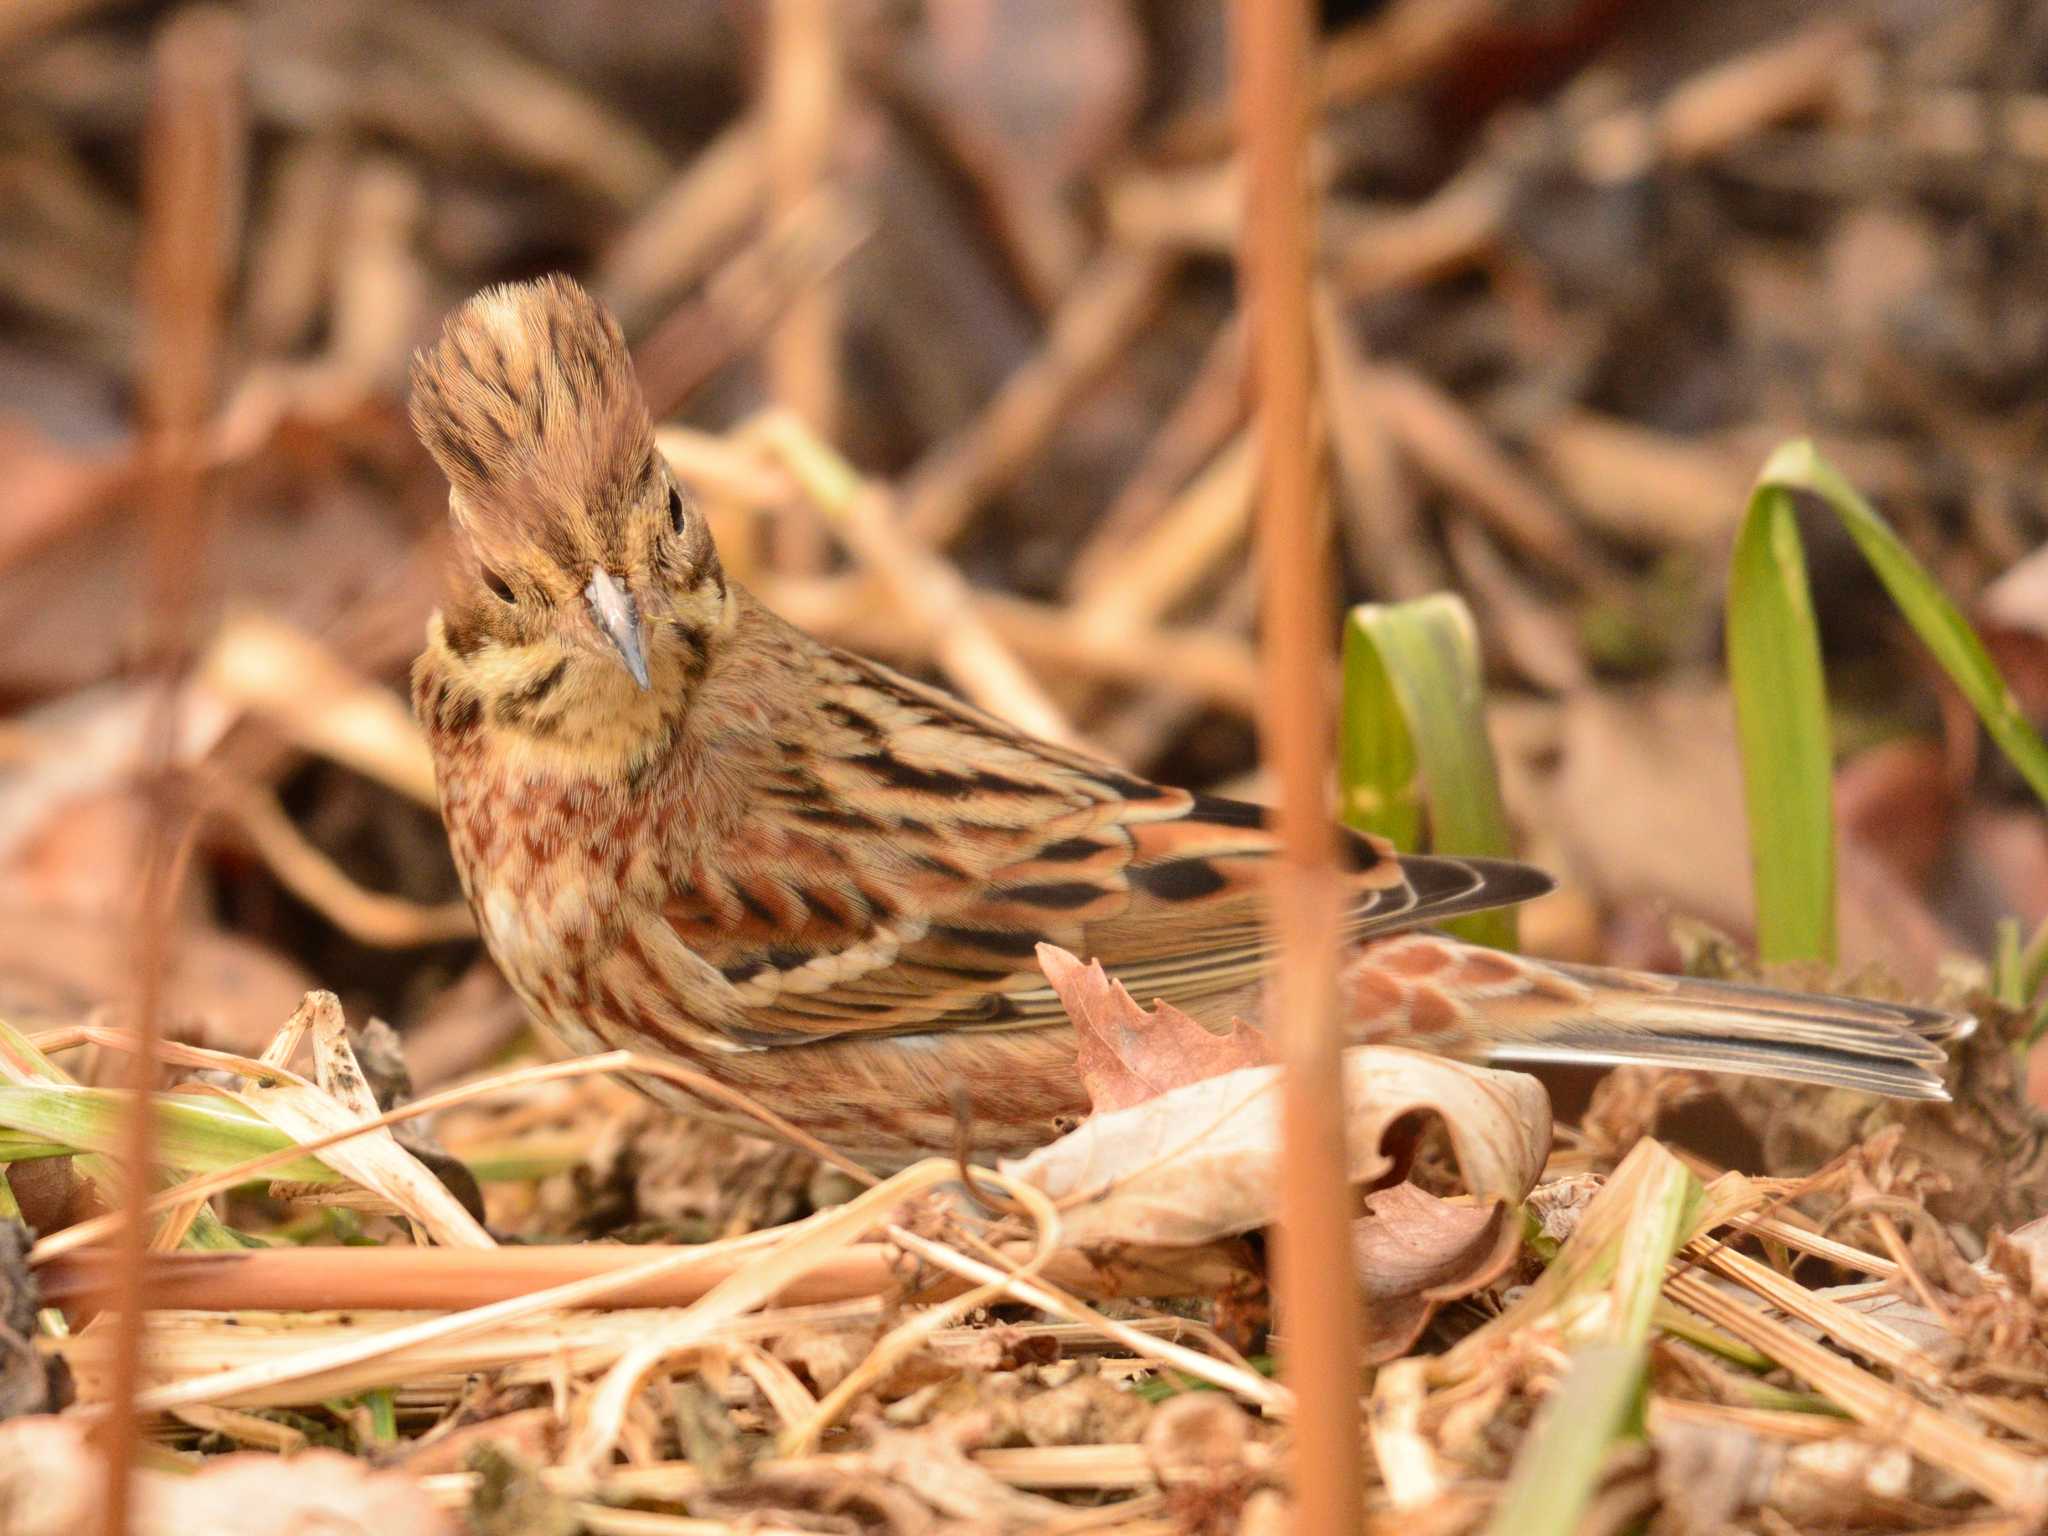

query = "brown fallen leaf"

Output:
[[1036, 942, 1268, 1113], [1027, 943, 1551, 1356], [1003, 1045, 1548, 1265], [1351, 1181, 1523, 1359], [0, 1415, 456, 1536]]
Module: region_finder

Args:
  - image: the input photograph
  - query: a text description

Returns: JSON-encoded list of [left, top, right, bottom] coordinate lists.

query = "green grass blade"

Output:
[[1482, 1140, 1699, 1536], [0, 1085, 340, 1184], [1341, 594, 1516, 948], [1482, 1343, 1641, 1536], [1784, 444, 2048, 806], [0, 1021, 265, 1247], [1727, 467, 1836, 964], [1731, 439, 2048, 966], [1339, 614, 1423, 852]]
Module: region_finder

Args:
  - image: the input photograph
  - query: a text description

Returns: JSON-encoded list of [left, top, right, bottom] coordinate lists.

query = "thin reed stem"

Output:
[[1230, 0, 1367, 1531], [101, 10, 243, 1534]]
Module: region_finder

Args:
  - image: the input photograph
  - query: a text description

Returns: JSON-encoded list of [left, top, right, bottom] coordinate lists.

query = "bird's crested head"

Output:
[[410, 275, 729, 724]]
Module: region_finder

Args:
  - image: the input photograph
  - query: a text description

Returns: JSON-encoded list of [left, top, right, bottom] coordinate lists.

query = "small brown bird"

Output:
[[410, 277, 1968, 1168]]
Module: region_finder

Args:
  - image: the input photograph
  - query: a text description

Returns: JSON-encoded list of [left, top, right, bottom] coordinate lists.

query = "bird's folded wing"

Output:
[[667, 661, 1555, 1045]]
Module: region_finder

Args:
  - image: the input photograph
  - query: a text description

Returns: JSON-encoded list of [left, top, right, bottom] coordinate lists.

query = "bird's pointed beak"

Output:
[[584, 567, 652, 690]]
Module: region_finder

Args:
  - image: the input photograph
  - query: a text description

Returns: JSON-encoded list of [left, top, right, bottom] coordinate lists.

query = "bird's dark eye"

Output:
[[667, 485, 686, 536], [482, 567, 515, 603]]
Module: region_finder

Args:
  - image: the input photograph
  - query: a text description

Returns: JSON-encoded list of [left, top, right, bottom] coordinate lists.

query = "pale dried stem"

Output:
[[598, 119, 764, 324], [1866, 1210, 1955, 1328], [778, 1169, 1063, 1457], [1310, 279, 1441, 601], [902, 246, 1178, 546], [1337, 19, 1868, 295], [883, 1221, 1286, 1412], [634, 191, 869, 422], [30, 1048, 881, 1268], [206, 778, 474, 947], [763, 0, 844, 572], [1444, 519, 1589, 692], [1086, 571, 1258, 765], [194, 610, 440, 807], [749, 413, 1083, 746], [40, 1239, 1251, 1320], [1069, 432, 1256, 636], [415, 1445, 1192, 1508], [380, 3, 670, 210], [30, 1020, 302, 1081], [1344, 360, 1609, 590], [765, 574, 1260, 712], [1531, 411, 1753, 547], [325, 156, 426, 382], [243, 135, 348, 356], [1063, 316, 1248, 600], [120, 1198, 897, 1415], [1638, 20, 1864, 170], [559, 1161, 970, 1476], [1664, 1268, 2048, 1510]]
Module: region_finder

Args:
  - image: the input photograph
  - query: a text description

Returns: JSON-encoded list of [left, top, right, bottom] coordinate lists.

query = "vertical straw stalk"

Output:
[[763, 0, 843, 572], [1230, 1, 1367, 1530], [100, 9, 243, 1533]]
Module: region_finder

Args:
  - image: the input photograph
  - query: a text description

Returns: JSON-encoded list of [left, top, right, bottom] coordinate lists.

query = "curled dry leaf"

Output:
[[229, 991, 493, 1249], [1036, 943, 1268, 1112], [1352, 1181, 1525, 1360], [1025, 943, 1550, 1355], [1003, 1045, 1549, 1257]]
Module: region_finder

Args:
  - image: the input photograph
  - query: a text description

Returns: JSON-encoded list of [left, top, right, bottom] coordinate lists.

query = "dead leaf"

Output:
[[1352, 1182, 1523, 1360], [1036, 943, 1268, 1113], [0, 1416, 455, 1536], [1143, 1391, 1256, 1484], [1003, 1046, 1549, 1254], [1983, 542, 2048, 640], [195, 610, 438, 808], [229, 991, 493, 1249], [1016, 1367, 1152, 1447], [1995, 1213, 2048, 1303]]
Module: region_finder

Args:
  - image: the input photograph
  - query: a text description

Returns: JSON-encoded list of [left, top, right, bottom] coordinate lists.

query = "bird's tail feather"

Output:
[[1341, 936, 1971, 1101]]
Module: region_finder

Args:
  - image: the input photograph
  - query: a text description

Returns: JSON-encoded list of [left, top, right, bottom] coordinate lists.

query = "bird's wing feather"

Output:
[[669, 650, 1553, 1045]]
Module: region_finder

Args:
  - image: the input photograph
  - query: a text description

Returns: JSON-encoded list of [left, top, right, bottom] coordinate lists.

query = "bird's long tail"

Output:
[[1342, 934, 1973, 1100]]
